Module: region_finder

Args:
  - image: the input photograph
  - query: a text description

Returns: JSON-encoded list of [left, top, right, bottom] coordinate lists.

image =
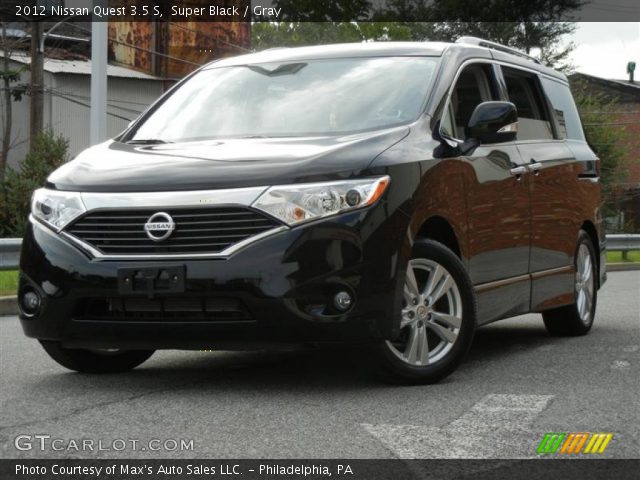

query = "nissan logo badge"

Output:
[[144, 212, 175, 242]]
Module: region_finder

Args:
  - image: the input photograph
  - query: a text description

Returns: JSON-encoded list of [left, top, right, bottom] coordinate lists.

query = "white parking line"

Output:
[[362, 394, 554, 459]]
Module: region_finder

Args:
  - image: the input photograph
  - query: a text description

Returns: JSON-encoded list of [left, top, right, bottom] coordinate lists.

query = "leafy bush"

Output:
[[0, 130, 68, 237]]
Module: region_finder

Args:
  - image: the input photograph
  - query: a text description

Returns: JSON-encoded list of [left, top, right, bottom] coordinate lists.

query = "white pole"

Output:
[[90, 4, 107, 145]]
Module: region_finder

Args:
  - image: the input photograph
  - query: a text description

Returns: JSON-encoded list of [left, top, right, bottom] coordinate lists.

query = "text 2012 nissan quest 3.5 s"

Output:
[[18, 38, 606, 383]]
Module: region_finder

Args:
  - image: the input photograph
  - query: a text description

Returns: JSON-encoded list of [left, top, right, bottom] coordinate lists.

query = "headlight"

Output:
[[31, 189, 86, 232], [252, 176, 390, 226]]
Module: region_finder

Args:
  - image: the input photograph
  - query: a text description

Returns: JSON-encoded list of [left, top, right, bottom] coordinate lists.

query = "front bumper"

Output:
[[19, 204, 410, 350]]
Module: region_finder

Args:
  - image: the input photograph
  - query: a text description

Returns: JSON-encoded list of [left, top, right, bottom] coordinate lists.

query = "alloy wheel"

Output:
[[385, 258, 463, 366], [575, 243, 594, 324]]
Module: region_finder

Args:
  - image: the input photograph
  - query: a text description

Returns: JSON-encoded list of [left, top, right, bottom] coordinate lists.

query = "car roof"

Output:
[[206, 41, 566, 82], [208, 42, 450, 67]]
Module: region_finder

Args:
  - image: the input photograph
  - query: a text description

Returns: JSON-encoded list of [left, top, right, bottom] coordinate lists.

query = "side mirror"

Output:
[[465, 101, 518, 144]]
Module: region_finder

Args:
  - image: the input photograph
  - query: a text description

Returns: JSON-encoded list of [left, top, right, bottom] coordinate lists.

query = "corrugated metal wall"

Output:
[[4, 16, 250, 168], [4, 60, 165, 168], [49, 74, 165, 159], [3, 64, 47, 170]]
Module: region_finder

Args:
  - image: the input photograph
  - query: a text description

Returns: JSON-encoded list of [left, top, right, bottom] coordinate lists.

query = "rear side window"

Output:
[[540, 77, 586, 141], [502, 67, 554, 141]]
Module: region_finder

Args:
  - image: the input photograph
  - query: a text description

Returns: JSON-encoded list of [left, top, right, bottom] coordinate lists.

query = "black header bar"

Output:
[[2, 0, 639, 23]]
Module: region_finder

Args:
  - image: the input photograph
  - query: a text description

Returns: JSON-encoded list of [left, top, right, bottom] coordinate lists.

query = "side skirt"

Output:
[[474, 265, 574, 325]]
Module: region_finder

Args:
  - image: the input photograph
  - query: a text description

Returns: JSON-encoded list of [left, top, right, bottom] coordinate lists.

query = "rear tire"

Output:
[[542, 230, 597, 336], [376, 239, 476, 384], [40, 341, 154, 373]]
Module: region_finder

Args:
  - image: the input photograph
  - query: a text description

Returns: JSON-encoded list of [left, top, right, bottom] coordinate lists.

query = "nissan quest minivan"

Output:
[[18, 38, 606, 383]]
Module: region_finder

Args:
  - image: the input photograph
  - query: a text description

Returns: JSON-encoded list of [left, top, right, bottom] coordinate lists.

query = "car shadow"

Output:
[[466, 321, 559, 363], [27, 320, 575, 394], [32, 347, 382, 395]]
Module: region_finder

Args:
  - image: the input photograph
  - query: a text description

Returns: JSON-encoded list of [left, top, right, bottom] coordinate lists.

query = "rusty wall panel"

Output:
[[107, 1, 251, 79], [162, 22, 250, 78], [108, 22, 155, 74]]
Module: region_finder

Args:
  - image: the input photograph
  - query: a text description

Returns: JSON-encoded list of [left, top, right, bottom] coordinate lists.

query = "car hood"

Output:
[[47, 127, 409, 192]]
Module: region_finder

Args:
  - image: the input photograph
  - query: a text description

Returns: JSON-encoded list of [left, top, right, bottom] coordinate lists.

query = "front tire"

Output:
[[40, 341, 154, 373], [542, 230, 598, 336], [377, 239, 477, 384]]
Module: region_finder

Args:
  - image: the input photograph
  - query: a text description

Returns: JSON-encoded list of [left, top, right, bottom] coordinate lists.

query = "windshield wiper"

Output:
[[126, 139, 173, 145]]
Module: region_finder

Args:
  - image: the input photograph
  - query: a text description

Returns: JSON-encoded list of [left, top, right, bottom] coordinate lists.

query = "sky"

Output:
[[563, 23, 639, 80]]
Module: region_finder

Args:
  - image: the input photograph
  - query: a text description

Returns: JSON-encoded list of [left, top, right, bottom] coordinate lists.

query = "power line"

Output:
[[62, 21, 253, 72], [62, 22, 204, 69], [43, 87, 153, 110], [1, 85, 141, 120], [165, 21, 251, 53], [44, 89, 133, 121], [109, 37, 203, 68]]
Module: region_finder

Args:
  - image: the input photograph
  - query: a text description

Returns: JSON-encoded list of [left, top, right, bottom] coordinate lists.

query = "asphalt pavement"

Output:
[[0, 271, 638, 459]]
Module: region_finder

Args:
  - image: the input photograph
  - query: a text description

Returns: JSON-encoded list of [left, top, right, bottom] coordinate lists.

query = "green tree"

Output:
[[255, 0, 585, 69], [379, 1, 585, 69], [1, 130, 68, 237], [252, 22, 414, 50], [272, 0, 372, 21], [1, 21, 29, 185], [571, 81, 631, 230], [408, 22, 577, 69]]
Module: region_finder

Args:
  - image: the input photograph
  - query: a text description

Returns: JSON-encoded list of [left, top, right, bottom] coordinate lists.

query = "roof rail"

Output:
[[455, 36, 542, 65]]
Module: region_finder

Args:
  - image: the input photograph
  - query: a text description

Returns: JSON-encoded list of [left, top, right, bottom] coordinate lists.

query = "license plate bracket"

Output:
[[117, 265, 186, 296]]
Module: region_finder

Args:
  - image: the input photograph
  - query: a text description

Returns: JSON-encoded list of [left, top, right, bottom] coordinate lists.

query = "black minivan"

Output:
[[18, 39, 606, 383]]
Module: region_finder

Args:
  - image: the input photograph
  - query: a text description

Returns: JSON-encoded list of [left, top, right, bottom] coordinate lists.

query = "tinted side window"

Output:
[[503, 68, 553, 141], [540, 77, 586, 141]]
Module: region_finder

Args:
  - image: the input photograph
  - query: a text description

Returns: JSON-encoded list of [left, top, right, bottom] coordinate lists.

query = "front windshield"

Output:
[[129, 57, 438, 142]]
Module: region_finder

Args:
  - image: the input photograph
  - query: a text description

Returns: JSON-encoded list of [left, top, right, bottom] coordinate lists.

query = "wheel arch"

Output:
[[415, 215, 463, 260], [580, 220, 601, 288]]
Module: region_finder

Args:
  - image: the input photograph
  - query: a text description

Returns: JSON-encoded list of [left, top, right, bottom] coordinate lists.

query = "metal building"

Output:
[[3, 51, 167, 169]]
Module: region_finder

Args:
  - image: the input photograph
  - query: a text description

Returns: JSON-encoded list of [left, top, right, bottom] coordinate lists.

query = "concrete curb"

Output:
[[0, 296, 18, 316], [0, 264, 637, 318], [606, 263, 640, 272]]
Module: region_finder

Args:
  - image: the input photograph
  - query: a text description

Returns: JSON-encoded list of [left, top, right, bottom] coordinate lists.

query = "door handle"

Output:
[[528, 162, 542, 175], [510, 166, 527, 178]]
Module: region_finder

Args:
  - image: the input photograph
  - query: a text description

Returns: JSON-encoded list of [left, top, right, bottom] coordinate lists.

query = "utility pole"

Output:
[[29, 22, 44, 152], [90, 3, 108, 145], [1, 23, 13, 184]]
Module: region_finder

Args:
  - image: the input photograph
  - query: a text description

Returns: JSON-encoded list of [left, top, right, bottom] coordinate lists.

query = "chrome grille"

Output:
[[66, 207, 281, 255]]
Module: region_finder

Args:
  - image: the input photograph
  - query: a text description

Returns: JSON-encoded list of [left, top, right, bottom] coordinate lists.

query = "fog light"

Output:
[[21, 290, 41, 315], [333, 291, 353, 311]]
